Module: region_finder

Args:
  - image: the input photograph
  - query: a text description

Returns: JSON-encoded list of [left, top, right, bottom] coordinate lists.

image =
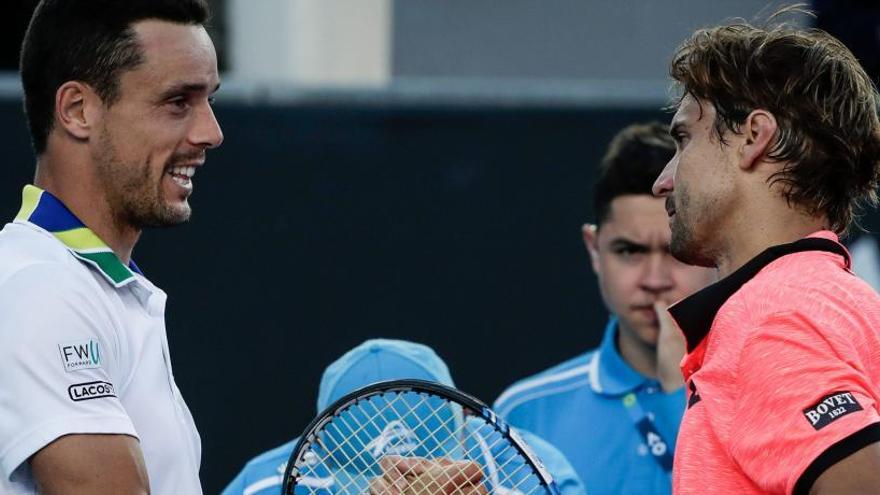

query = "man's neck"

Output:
[[34, 156, 141, 264], [715, 219, 828, 278], [711, 190, 829, 278]]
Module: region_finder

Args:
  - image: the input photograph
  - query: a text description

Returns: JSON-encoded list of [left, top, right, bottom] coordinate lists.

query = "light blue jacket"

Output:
[[495, 318, 686, 495]]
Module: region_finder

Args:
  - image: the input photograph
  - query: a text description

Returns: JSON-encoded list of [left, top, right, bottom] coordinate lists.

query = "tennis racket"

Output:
[[281, 379, 560, 495]]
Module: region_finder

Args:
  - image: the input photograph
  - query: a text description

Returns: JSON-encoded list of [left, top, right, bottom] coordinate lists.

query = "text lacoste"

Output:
[[58, 339, 101, 372], [803, 391, 862, 430], [68, 381, 116, 402]]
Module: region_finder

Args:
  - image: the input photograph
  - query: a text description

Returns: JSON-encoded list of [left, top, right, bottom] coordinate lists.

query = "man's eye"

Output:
[[168, 98, 189, 110], [615, 247, 643, 258]]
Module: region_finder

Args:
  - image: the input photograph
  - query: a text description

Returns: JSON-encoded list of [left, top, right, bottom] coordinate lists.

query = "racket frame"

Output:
[[281, 378, 560, 495]]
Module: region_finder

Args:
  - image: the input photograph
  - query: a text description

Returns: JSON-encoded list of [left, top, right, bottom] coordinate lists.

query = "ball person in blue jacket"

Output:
[[223, 339, 586, 495], [495, 123, 716, 495]]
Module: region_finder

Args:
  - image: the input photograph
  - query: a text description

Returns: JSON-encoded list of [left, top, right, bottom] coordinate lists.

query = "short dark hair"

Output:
[[593, 122, 675, 226], [670, 7, 880, 234], [19, 0, 211, 155]]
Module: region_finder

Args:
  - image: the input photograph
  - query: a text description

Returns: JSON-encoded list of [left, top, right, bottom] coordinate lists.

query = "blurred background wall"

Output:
[[1, 1, 879, 492]]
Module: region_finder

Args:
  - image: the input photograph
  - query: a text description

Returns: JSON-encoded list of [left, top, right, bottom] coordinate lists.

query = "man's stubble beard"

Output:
[[94, 128, 191, 230], [669, 185, 717, 268]]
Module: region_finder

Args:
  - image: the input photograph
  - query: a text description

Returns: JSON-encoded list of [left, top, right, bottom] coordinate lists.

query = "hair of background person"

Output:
[[593, 121, 675, 226]]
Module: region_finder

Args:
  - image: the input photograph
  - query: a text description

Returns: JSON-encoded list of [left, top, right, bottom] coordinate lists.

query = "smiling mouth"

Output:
[[166, 165, 197, 189]]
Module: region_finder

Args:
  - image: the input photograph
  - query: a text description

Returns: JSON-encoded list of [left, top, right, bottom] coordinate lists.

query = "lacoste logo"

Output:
[[803, 391, 862, 430], [58, 339, 102, 372], [68, 381, 116, 401], [365, 420, 419, 457]]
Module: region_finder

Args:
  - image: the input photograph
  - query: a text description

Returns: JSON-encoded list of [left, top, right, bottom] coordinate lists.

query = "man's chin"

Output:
[[623, 318, 660, 345], [670, 230, 714, 267], [132, 204, 191, 229], [159, 207, 192, 227], [638, 329, 660, 347]]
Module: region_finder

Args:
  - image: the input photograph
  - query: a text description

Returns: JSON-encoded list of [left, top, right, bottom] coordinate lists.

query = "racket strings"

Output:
[[292, 390, 545, 495], [457, 423, 541, 495], [313, 392, 464, 495], [323, 393, 468, 494]]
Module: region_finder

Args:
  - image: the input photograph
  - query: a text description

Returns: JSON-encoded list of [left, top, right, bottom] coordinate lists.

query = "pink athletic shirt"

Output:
[[668, 231, 880, 495]]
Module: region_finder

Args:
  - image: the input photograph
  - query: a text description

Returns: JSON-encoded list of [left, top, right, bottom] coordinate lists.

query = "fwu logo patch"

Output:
[[803, 392, 863, 430], [58, 339, 101, 372], [68, 381, 116, 401]]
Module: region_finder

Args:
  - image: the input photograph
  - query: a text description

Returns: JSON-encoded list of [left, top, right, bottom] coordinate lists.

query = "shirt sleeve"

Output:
[[728, 310, 880, 495], [0, 263, 137, 482]]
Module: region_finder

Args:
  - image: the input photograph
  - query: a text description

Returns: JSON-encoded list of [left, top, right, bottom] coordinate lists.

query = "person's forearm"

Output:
[[32, 434, 150, 495]]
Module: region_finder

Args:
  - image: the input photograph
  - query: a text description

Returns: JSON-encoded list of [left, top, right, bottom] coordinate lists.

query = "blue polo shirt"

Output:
[[222, 427, 586, 495], [494, 318, 685, 495]]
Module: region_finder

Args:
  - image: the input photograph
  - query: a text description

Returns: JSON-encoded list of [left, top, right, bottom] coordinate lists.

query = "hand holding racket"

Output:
[[368, 456, 487, 495], [282, 379, 560, 495]]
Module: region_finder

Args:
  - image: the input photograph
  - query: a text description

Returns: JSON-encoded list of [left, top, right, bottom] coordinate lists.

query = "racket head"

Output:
[[282, 379, 559, 495]]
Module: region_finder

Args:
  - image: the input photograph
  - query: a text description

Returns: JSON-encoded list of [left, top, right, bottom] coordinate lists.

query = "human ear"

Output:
[[582, 223, 601, 274], [739, 109, 778, 171], [55, 81, 100, 141]]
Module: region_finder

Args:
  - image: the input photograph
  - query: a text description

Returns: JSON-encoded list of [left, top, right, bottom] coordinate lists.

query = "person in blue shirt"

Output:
[[224, 339, 586, 495], [494, 122, 716, 495]]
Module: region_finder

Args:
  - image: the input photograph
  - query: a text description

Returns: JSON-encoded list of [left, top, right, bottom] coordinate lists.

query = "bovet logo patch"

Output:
[[68, 381, 116, 402], [803, 392, 862, 430]]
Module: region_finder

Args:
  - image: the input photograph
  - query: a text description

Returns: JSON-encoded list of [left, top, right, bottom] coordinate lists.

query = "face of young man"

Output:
[[585, 194, 716, 351], [92, 19, 223, 229], [654, 94, 738, 268]]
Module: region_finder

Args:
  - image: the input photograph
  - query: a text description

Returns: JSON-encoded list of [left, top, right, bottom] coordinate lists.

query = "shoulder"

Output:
[[0, 222, 72, 272], [0, 259, 108, 334], [0, 223, 96, 296], [245, 439, 298, 471], [0, 257, 112, 339], [494, 350, 597, 417], [223, 439, 298, 495], [723, 253, 880, 340]]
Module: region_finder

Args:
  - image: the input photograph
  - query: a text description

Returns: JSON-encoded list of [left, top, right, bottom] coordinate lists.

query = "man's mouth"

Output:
[[632, 305, 660, 323], [166, 165, 197, 188]]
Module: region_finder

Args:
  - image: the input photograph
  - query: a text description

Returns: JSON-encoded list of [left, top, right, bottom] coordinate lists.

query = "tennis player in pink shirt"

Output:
[[652, 8, 880, 495]]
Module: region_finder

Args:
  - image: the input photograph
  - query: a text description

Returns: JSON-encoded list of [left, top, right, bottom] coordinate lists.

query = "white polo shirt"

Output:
[[0, 185, 202, 494]]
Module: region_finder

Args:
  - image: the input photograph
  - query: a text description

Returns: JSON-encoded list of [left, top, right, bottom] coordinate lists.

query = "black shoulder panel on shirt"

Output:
[[793, 422, 880, 495]]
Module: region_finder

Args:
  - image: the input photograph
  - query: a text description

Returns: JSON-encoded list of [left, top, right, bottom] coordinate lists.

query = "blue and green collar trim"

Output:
[[14, 185, 142, 288]]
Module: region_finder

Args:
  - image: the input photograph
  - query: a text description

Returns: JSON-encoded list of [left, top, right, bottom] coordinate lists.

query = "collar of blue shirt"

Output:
[[591, 317, 657, 396]]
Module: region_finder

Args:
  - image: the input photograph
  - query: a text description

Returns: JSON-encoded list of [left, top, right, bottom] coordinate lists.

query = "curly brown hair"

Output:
[[669, 7, 880, 234]]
